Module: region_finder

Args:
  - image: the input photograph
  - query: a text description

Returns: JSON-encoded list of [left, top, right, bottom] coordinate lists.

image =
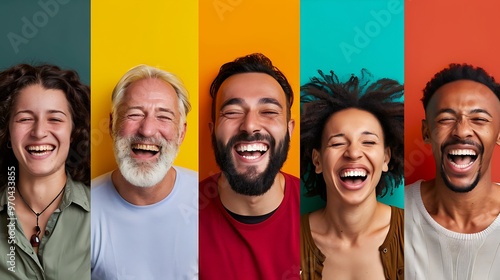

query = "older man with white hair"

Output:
[[91, 65, 197, 279]]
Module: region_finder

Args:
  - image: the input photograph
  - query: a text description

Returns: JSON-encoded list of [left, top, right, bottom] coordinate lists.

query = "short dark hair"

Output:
[[422, 63, 500, 111], [209, 53, 293, 122], [0, 64, 90, 186], [300, 70, 404, 200]]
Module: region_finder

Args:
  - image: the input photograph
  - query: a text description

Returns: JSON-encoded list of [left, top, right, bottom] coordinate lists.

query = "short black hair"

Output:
[[209, 53, 293, 122], [301, 70, 404, 200], [422, 63, 500, 111]]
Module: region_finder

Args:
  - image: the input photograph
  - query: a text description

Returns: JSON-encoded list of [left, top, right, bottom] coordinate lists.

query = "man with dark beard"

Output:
[[405, 64, 500, 280], [199, 53, 300, 279], [90, 65, 198, 279]]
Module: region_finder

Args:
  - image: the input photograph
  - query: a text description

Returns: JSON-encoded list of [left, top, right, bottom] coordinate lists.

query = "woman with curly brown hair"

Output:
[[300, 70, 404, 280], [0, 64, 90, 279]]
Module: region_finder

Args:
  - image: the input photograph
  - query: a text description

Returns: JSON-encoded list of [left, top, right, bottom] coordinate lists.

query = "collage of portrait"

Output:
[[0, 0, 499, 279]]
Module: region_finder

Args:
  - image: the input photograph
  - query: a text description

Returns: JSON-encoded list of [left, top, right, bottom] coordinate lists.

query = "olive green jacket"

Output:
[[0, 175, 90, 280]]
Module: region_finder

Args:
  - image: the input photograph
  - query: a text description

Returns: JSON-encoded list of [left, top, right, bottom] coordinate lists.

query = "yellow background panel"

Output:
[[199, 0, 300, 180], [91, 1, 199, 178]]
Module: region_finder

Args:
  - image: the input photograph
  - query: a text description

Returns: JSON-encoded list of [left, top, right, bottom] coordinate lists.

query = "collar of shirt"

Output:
[[0, 174, 90, 213]]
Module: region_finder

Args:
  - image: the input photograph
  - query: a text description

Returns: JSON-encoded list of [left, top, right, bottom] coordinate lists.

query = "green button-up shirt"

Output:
[[0, 175, 90, 279]]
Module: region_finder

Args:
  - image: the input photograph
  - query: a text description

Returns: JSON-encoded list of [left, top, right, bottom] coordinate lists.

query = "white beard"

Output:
[[113, 136, 180, 188]]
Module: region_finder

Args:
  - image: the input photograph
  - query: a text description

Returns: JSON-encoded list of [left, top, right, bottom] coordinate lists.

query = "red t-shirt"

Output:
[[199, 172, 300, 280]]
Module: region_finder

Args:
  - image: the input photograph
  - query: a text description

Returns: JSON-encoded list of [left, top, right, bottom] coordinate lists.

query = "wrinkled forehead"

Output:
[[325, 108, 384, 137], [13, 84, 71, 114], [121, 79, 181, 111], [426, 80, 500, 116], [216, 73, 287, 109]]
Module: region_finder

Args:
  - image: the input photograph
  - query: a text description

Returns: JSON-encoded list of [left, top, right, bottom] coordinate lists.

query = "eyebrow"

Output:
[[128, 106, 176, 116], [328, 133, 345, 141], [470, 108, 493, 117], [362, 131, 380, 138], [48, 110, 68, 116], [220, 98, 244, 110], [259, 98, 283, 108], [220, 97, 283, 110], [436, 108, 493, 118], [14, 110, 68, 116]]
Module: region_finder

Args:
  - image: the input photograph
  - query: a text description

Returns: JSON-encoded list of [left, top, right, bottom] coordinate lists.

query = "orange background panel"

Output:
[[405, 0, 500, 184], [199, 0, 300, 180]]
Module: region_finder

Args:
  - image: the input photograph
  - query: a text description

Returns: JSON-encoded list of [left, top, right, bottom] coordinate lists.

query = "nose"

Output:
[[343, 142, 363, 160], [239, 111, 261, 134], [31, 120, 48, 139], [452, 117, 473, 139], [137, 115, 158, 137]]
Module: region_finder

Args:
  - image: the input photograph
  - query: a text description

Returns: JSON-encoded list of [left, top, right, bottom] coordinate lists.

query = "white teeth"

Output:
[[341, 170, 367, 178], [27, 145, 54, 152], [449, 149, 476, 156], [450, 161, 474, 169], [236, 143, 268, 153], [132, 144, 160, 152], [32, 151, 51, 156], [242, 155, 260, 160]]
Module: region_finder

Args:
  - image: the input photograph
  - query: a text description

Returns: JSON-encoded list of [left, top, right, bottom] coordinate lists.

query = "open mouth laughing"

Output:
[[235, 143, 269, 160], [26, 145, 55, 156], [447, 148, 478, 169], [441, 144, 483, 193], [131, 143, 160, 156], [339, 168, 368, 185]]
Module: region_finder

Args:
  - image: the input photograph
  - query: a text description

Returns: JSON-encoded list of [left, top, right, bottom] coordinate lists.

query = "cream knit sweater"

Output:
[[405, 180, 500, 280]]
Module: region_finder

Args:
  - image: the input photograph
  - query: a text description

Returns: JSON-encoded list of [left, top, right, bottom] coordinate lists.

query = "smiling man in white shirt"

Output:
[[405, 63, 500, 280]]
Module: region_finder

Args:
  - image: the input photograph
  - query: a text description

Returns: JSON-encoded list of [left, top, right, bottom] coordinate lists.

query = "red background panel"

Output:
[[405, 0, 500, 184]]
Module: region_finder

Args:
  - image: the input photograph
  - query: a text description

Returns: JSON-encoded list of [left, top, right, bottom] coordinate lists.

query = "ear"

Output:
[[496, 130, 500, 146], [383, 147, 391, 172], [208, 122, 214, 134], [178, 122, 187, 144], [312, 149, 322, 174], [287, 119, 295, 138], [109, 113, 114, 137], [421, 119, 430, 143]]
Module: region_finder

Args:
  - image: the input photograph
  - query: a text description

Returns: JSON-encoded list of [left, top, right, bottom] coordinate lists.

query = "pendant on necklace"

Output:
[[30, 226, 41, 247]]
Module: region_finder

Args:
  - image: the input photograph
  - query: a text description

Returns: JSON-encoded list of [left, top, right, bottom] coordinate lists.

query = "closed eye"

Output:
[[17, 118, 34, 123], [329, 143, 345, 147], [127, 114, 144, 120], [158, 115, 173, 121], [470, 117, 489, 123], [221, 111, 243, 119], [262, 111, 279, 115], [437, 118, 456, 124]]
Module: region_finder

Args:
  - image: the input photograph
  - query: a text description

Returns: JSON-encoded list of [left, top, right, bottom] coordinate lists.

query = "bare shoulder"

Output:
[[308, 208, 327, 235]]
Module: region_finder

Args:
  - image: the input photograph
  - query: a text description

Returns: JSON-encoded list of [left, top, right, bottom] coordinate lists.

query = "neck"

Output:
[[112, 167, 176, 206], [218, 172, 285, 216], [422, 175, 500, 232], [322, 194, 381, 239], [16, 167, 67, 211]]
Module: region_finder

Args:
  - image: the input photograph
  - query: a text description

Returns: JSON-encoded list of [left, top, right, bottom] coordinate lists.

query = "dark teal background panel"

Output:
[[300, 0, 404, 213], [0, 0, 89, 84]]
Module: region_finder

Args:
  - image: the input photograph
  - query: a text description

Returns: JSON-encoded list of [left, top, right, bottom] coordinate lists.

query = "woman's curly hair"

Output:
[[0, 64, 90, 186], [300, 70, 404, 200]]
